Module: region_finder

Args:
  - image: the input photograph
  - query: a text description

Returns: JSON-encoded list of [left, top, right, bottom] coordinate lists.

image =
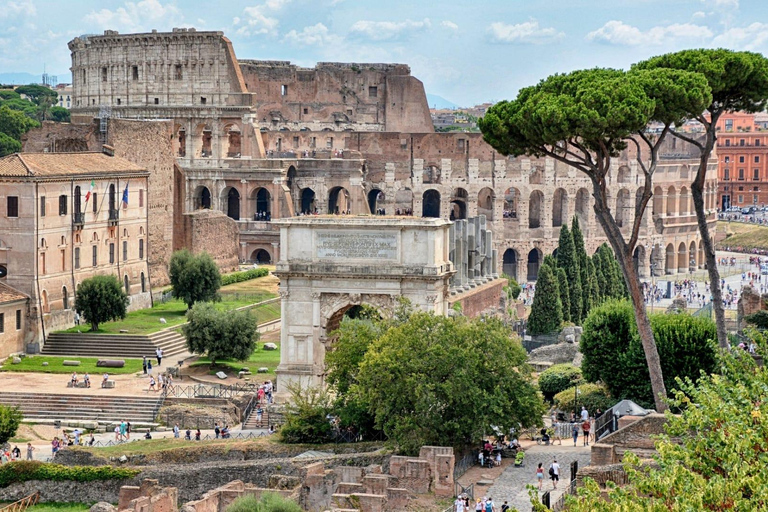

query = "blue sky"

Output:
[[0, 0, 766, 106]]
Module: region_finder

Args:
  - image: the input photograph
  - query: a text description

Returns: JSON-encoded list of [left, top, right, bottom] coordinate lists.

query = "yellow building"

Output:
[[0, 150, 151, 352]]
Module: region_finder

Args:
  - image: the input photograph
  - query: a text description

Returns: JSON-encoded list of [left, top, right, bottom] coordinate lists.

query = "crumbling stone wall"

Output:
[[737, 284, 768, 330], [119, 479, 178, 512], [21, 120, 100, 153], [590, 413, 670, 466], [182, 480, 294, 512], [448, 279, 505, 318], [183, 210, 239, 272]]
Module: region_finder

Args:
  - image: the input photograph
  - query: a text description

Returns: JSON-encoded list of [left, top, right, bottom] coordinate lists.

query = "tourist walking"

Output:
[[582, 419, 591, 446], [26, 443, 35, 461], [580, 406, 589, 422], [142, 356, 148, 374], [148, 376, 156, 392], [173, 424, 180, 438], [454, 495, 465, 512], [485, 497, 496, 512], [550, 459, 560, 489], [156, 347, 163, 367], [536, 462, 545, 490], [571, 422, 579, 446]]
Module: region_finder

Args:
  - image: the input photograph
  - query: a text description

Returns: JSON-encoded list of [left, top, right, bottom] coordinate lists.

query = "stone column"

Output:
[[448, 223, 457, 291], [484, 230, 493, 281], [491, 248, 499, 278]]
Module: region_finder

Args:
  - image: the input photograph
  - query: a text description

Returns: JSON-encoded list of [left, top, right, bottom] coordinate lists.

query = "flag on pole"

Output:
[[84, 179, 95, 204], [122, 182, 129, 207]]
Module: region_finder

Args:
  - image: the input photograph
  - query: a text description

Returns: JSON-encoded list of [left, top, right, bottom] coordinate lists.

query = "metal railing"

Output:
[[542, 460, 578, 510], [453, 451, 477, 479], [0, 492, 39, 512], [71, 431, 271, 448], [164, 382, 257, 399], [594, 410, 617, 441]]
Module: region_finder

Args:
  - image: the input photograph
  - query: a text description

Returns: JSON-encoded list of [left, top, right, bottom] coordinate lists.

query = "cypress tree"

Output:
[[556, 225, 582, 324], [572, 217, 591, 318], [527, 262, 563, 335], [593, 246, 609, 301], [587, 257, 600, 307], [556, 266, 571, 323]]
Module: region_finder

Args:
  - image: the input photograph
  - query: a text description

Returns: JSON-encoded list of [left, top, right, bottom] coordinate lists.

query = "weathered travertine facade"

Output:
[[60, 28, 715, 286]]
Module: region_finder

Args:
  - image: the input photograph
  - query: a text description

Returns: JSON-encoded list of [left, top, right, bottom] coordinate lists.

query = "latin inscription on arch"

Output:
[[316, 231, 397, 260]]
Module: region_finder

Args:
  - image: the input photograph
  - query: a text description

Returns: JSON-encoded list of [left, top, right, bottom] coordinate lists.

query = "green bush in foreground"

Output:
[[553, 383, 614, 416], [221, 267, 270, 286], [538, 364, 582, 402], [0, 461, 139, 487], [226, 492, 301, 512], [0, 404, 22, 445]]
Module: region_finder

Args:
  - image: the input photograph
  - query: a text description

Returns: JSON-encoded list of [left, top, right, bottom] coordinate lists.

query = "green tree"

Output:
[[538, 363, 582, 402], [556, 224, 582, 324], [279, 384, 334, 444], [586, 256, 600, 308], [227, 492, 301, 512], [480, 67, 712, 412], [0, 405, 22, 445], [571, 216, 591, 318], [553, 383, 614, 416], [183, 302, 258, 366], [527, 262, 563, 335], [0, 90, 21, 101], [0, 132, 21, 157], [169, 249, 222, 308], [635, 50, 768, 350], [502, 273, 522, 300], [0, 105, 38, 140], [580, 299, 718, 407], [74, 275, 129, 331], [556, 266, 571, 324], [355, 313, 544, 454], [14, 85, 56, 106], [550, 335, 768, 512], [49, 106, 70, 123]]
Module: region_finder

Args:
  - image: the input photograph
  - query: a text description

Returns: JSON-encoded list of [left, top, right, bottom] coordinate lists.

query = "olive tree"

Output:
[[635, 50, 768, 349], [479, 68, 711, 412]]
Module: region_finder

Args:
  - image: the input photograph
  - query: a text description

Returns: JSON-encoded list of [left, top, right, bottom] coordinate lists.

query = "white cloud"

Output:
[[283, 23, 342, 47], [441, 20, 459, 31], [712, 22, 768, 50], [488, 20, 564, 44], [83, 0, 184, 32], [704, 0, 738, 8], [348, 18, 431, 41], [0, 0, 36, 18], [692, 11, 707, 19], [586, 20, 712, 46], [234, 0, 291, 37]]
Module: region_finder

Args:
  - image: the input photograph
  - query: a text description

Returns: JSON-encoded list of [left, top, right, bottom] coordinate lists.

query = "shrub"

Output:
[[221, 267, 270, 286], [580, 299, 718, 408], [538, 364, 582, 402], [745, 310, 768, 329], [0, 461, 139, 487], [0, 404, 22, 445], [553, 383, 614, 415], [502, 274, 521, 300], [279, 384, 333, 444], [227, 492, 301, 512]]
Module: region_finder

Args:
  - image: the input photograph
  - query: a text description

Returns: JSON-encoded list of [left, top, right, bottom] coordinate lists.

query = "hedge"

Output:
[[553, 382, 615, 416], [0, 461, 139, 487], [221, 267, 270, 286], [538, 364, 582, 402]]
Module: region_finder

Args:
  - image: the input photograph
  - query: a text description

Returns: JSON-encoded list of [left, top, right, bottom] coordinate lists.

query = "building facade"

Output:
[[0, 151, 151, 347], [715, 112, 768, 210], [64, 28, 715, 284]]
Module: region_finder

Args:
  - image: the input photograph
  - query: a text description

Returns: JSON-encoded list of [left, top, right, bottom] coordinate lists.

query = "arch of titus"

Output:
[[273, 216, 456, 394]]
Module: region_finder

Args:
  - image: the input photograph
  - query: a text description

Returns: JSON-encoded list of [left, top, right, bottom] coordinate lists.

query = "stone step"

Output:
[[0, 392, 162, 424], [43, 331, 188, 359]]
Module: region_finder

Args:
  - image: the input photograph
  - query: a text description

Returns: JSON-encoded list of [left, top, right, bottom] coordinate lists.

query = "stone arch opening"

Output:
[[329, 186, 350, 214], [177, 128, 186, 157], [286, 166, 297, 192], [689, 241, 697, 269], [576, 188, 590, 222], [552, 188, 567, 227], [616, 188, 630, 228], [422, 189, 441, 218], [124, 275, 130, 294], [502, 249, 518, 281], [450, 188, 468, 220], [698, 241, 704, 268], [653, 186, 664, 216], [529, 167, 544, 185], [679, 186, 689, 215], [223, 187, 240, 220], [504, 188, 519, 219], [666, 186, 677, 216], [325, 303, 384, 342], [301, 188, 316, 214], [678, 242, 687, 272], [252, 187, 271, 219], [194, 186, 211, 210], [394, 188, 413, 215], [368, 189, 385, 214], [478, 187, 495, 221], [527, 248, 542, 281], [41, 290, 49, 314], [251, 249, 272, 264], [62, 286, 69, 310], [665, 244, 675, 274], [617, 166, 631, 184], [633, 246, 646, 278], [225, 124, 241, 157], [529, 190, 544, 229]]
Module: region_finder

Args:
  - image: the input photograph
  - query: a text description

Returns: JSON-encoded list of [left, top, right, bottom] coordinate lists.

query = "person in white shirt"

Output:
[[580, 406, 589, 422], [550, 459, 561, 489]]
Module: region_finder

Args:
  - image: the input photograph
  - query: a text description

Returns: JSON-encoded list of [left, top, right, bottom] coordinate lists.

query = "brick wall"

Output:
[[448, 279, 504, 318], [183, 210, 239, 272]]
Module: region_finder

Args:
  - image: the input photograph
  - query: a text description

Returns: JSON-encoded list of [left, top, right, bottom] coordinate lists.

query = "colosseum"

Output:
[[63, 28, 716, 283]]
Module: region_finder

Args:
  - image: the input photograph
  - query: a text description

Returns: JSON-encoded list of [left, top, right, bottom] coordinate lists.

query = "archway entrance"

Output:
[[251, 249, 272, 264], [226, 188, 240, 220], [195, 186, 211, 210], [422, 190, 441, 218], [368, 189, 384, 214], [255, 188, 271, 218], [502, 249, 518, 281], [450, 188, 468, 220], [329, 187, 350, 214], [633, 245, 646, 278], [527, 248, 542, 281], [301, 188, 316, 214]]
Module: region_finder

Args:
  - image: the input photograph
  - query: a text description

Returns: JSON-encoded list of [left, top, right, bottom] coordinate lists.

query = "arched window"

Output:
[[124, 275, 130, 294], [62, 286, 69, 310], [422, 190, 441, 218]]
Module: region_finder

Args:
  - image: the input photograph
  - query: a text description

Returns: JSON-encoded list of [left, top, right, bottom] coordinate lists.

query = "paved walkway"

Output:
[[483, 443, 591, 512]]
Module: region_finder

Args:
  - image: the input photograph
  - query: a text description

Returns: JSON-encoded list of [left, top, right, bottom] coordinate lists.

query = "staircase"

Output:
[[0, 392, 161, 424], [42, 329, 187, 359], [241, 408, 273, 430]]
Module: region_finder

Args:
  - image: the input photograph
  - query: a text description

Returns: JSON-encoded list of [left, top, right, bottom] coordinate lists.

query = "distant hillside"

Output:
[[426, 93, 459, 110]]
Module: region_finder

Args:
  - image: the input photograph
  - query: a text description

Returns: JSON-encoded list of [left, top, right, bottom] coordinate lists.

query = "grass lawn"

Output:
[[191, 341, 281, 376], [0, 356, 143, 375], [248, 301, 281, 324], [716, 221, 768, 251], [56, 276, 278, 335], [13, 504, 93, 512]]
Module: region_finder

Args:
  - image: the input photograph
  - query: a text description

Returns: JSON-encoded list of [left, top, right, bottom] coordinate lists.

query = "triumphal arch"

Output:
[[273, 216, 454, 395]]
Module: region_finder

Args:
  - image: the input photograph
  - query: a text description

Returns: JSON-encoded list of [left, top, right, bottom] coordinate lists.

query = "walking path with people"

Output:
[[484, 443, 591, 512]]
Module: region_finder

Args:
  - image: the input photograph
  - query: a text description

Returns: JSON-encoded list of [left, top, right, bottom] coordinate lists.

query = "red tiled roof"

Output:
[[0, 282, 28, 304], [0, 152, 146, 178]]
